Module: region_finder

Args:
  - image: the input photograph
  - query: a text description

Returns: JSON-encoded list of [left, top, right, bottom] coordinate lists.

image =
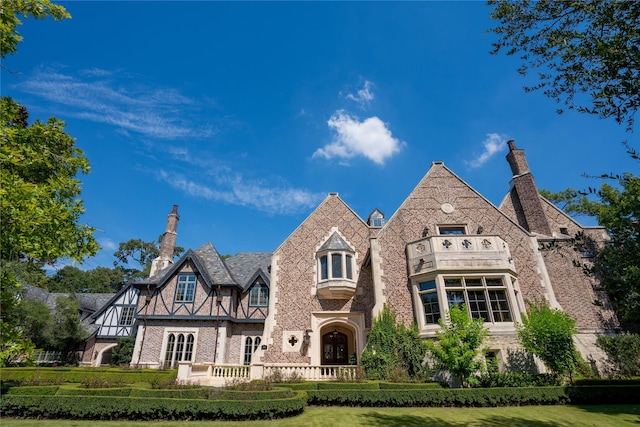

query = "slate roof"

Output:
[[225, 252, 272, 290], [318, 231, 354, 252], [193, 242, 236, 285]]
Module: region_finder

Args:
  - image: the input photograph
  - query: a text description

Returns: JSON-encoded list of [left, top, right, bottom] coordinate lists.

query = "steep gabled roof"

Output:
[[225, 252, 272, 291], [135, 242, 238, 290], [318, 231, 354, 252]]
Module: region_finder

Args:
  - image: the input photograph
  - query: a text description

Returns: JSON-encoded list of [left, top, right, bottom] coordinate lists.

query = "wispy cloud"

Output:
[[17, 65, 217, 139], [313, 111, 403, 165], [344, 80, 374, 107], [157, 170, 324, 215], [465, 133, 509, 169], [98, 237, 118, 251]]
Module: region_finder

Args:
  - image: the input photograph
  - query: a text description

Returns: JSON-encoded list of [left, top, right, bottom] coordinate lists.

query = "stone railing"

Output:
[[178, 362, 359, 386], [407, 235, 515, 276]]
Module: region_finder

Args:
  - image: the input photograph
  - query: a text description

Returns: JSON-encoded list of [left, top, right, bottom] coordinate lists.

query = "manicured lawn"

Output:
[[3, 405, 639, 426]]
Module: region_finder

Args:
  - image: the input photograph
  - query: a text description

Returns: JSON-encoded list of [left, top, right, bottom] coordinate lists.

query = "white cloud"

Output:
[[466, 133, 509, 169], [98, 238, 118, 251], [17, 65, 216, 139], [314, 111, 403, 165], [157, 170, 324, 215], [345, 80, 374, 107]]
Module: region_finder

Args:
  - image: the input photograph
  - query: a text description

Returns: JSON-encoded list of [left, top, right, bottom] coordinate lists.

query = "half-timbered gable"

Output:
[[92, 285, 140, 338], [225, 252, 271, 321]]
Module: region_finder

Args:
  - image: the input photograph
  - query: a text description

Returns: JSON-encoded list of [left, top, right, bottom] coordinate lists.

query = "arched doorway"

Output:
[[321, 329, 349, 365]]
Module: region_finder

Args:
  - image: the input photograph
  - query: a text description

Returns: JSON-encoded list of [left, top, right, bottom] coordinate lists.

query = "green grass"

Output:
[[2, 405, 639, 426]]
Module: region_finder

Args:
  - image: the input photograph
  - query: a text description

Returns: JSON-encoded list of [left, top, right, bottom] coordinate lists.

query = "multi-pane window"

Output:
[[163, 333, 195, 368], [318, 252, 353, 281], [249, 285, 268, 307], [175, 274, 197, 302], [444, 277, 512, 323], [243, 336, 262, 365], [418, 280, 441, 325], [438, 226, 466, 235], [118, 306, 135, 326]]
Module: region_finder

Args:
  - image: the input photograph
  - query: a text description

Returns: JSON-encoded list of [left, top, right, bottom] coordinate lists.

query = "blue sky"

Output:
[[2, 1, 637, 271]]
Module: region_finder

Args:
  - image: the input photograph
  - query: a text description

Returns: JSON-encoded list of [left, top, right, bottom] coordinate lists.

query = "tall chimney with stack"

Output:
[[149, 205, 180, 277], [506, 141, 552, 236]]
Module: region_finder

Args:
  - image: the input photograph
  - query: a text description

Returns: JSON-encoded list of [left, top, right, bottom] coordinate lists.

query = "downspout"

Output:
[[135, 284, 151, 367], [212, 285, 223, 364]]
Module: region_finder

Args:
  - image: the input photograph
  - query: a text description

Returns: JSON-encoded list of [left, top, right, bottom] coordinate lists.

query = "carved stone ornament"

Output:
[[441, 203, 454, 214], [442, 239, 453, 249]]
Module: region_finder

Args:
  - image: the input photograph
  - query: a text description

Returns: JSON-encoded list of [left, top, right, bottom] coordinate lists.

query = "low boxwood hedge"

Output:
[[306, 386, 571, 407], [1, 391, 307, 421], [0, 368, 176, 385], [378, 382, 445, 390]]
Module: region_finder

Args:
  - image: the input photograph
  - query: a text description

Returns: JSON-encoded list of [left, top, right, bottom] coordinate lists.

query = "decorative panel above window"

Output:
[[316, 231, 357, 299]]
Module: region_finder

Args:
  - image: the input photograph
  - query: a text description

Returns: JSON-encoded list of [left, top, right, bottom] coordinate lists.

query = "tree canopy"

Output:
[[517, 301, 580, 380], [425, 305, 488, 388], [489, 0, 640, 131], [0, 0, 70, 59]]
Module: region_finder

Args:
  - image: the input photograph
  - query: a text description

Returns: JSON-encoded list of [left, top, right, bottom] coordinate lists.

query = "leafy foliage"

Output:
[[50, 296, 88, 356], [517, 302, 579, 379], [489, 0, 640, 131], [0, 0, 70, 59], [114, 238, 184, 277], [361, 306, 428, 381], [596, 333, 640, 377], [110, 336, 136, 367], [543, 174, 640, 327], [425, 305, 488, 388]]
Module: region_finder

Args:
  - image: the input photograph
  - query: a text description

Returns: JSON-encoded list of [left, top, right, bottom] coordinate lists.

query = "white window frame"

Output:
[[249, 284, 268, 307], [242, 335, 262, 365], [161, 328, 197, 368]]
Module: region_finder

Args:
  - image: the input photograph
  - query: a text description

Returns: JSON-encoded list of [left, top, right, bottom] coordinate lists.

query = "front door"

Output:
[[322, 331, 348, 365]]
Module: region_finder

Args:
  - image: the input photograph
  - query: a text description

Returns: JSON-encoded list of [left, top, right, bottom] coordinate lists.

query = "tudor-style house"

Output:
[[83, 141, 616, 383]]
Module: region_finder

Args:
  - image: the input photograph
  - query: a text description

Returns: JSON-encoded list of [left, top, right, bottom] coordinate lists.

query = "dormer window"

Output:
[[316, 231, 357, 299], [367, 209, 386, 228], [249, 284, 269, 307]]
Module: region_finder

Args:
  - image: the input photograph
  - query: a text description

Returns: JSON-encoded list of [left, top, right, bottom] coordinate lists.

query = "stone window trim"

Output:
[[160, 328, 198, 368], [412, 273, 521, 335], [175, 273, 197, 303], [243, 335, 262, 365]]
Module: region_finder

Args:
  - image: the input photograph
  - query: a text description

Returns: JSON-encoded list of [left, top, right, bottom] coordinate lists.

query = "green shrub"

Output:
[[473, 372, 562, 388], [306, 387, 571, 407], [0, 367, 176, 385], [58, 386, 132, 397], [317, 381, 380, 390], [4, 385, 59, 396], [0, 392, 307, 421], [80, 376, 126, 388], [361, 306, 428, 381], [597, 334, 640, 377], [378, 382, 445, 389]]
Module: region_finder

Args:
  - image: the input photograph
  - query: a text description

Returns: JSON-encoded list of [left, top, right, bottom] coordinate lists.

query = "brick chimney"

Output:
[[506, 141, 552, 236], [149, 205, 179, 277]]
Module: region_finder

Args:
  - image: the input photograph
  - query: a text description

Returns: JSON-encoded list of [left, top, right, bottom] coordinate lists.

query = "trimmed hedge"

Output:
[[574, 378, 640, 386], [0, 368, 176, 385], [306, 387, 570, 407], [4, 386, 60, 396], [378, 382, 445, 390], [1, 392, 307, 421], [306, 385, 640, 407]]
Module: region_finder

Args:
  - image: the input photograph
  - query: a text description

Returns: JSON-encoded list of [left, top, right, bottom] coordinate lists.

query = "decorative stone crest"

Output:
[[442, 239, 452, 249]]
